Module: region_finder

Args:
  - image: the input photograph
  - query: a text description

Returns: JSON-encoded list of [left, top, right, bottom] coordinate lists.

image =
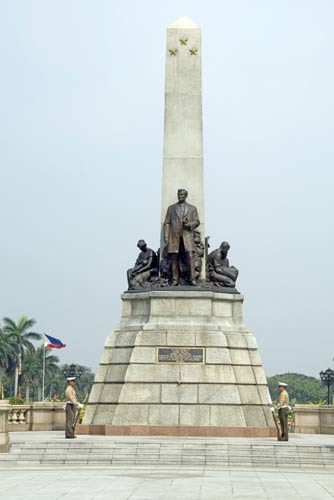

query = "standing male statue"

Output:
[[163, 189, 200, 286]]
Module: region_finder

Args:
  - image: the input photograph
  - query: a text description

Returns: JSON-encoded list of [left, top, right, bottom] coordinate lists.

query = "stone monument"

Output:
[[82, 17, 274, 436]]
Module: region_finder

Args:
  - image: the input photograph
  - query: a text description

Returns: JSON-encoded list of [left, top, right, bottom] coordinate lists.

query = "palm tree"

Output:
[[2, 316, 42, 397], [21, 349, 36, 402], [23, 347, 60, 401], [0, 328, 18, 394]]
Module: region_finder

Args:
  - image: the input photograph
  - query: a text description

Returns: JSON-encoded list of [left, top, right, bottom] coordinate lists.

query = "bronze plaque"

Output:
[[157, 347, 204, 364]]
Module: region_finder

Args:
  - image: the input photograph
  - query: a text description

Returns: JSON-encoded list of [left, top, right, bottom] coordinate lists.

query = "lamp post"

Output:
[[62, 364, 83, 379], [319, 368, 334, 405]]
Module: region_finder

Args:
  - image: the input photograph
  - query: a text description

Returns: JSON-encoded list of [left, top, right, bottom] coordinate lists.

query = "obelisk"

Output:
[[161, 17, 205, 273]]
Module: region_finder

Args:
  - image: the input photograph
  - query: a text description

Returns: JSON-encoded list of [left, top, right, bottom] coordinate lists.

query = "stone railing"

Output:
[[5, 402, 65, 432], [294, 404, 334, 434]]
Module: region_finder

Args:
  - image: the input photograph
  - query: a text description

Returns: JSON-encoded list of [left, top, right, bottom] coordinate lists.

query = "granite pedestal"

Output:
[[82, 290, 274, 437]]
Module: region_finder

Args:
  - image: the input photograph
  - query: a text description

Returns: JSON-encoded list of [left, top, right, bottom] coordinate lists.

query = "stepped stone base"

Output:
[[78, 424, 275, 437], [83, 290, 274, 436]]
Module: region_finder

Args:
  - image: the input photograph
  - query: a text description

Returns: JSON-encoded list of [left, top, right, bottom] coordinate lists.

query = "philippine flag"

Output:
[[44, 334, 66, 349]]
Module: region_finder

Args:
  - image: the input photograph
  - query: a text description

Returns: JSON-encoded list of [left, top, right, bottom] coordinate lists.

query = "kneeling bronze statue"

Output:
[[207, 241, 238, 288], [127, 240, 158, 290]]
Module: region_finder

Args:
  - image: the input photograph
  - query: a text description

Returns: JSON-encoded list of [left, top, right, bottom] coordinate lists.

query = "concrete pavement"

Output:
[[1, 464, 334, 500]]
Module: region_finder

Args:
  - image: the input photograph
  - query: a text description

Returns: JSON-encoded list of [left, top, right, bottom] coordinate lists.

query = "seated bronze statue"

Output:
[[127, 240, 158, 290], [207, 241, 238, 288]]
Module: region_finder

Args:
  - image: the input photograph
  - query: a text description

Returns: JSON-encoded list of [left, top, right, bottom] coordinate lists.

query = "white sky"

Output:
[[1, 1, 333, 377]]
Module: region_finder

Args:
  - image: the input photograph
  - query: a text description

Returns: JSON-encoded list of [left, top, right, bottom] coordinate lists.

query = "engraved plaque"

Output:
[[157, 347, 204, 364]]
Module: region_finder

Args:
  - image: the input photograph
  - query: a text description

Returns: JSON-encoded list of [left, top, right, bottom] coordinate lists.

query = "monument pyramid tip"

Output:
[[168, 16, 199, 29]]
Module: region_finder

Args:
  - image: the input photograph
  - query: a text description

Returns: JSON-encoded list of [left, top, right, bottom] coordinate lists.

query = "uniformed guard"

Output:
[[65, 377, 82, 439], [276, 382, 290, 441]]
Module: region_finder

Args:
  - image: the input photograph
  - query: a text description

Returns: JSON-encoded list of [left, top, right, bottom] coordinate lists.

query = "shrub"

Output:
[[9, 397, 24, 405]]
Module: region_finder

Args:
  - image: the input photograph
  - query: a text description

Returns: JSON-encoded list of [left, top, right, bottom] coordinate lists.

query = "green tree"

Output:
[[267, 373, 327, 404], [0, 328, 18, 392], [2, 316, 42, 397], [22, 347, 60, 401]]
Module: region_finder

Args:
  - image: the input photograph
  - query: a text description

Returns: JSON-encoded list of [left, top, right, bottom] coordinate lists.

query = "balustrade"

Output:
[[5, 403, 65, 431], [8, 407, 29, 425]]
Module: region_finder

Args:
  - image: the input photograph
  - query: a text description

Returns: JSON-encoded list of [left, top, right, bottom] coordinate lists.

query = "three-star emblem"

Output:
[[168, 45, 199, 56]]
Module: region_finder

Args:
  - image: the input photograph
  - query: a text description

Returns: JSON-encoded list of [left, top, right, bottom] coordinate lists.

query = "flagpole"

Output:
[[42, 338, 46, 401], [42, 334, 66, 401]]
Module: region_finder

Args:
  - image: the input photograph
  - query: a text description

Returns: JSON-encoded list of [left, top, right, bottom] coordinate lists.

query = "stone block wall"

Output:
[[294, 405, 334, 434], [84, 291, 274, 435]]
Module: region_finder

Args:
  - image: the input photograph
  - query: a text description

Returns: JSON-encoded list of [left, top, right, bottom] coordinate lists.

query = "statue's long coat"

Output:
[[164, 202, 200, 253]]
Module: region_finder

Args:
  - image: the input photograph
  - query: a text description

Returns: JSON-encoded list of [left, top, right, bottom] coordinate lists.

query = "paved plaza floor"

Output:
[[2, 464, 334, 500], [1, 432, 334, 500]]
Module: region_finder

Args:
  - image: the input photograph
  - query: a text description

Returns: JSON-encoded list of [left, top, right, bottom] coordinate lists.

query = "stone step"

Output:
[[1, 439, 334, 469], [6, 448, 334, 458], [7, 445, 334, 456]]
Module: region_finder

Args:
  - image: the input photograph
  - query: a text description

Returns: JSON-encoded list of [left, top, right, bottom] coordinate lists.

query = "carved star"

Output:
[[189, 47, 198, 55], [179, 37, 188, 45], [169, 48, 178, 56]]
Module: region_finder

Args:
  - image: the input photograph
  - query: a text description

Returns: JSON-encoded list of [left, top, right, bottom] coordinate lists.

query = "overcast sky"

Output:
[[1, 1, 333, 378]]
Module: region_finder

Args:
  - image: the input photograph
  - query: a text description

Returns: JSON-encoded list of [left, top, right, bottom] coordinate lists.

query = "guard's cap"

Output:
[[278, 382, 287, 387], [67, 377, 76, 381]]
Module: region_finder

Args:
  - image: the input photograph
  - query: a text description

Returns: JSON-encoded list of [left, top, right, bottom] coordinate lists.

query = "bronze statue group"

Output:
[[127, 189, 239, 291]]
